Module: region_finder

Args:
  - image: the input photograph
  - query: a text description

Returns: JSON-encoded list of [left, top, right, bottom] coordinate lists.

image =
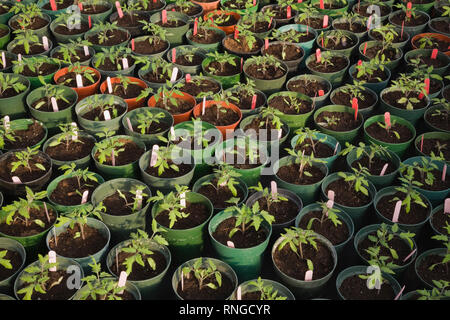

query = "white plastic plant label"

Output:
[[271, 181, 277, 199], [278, 129, 282, 139], [111, 149, 115, 166], [236, 286, 242, 300], [76, 74, 83, 88], [333, 143, 339, 155], [327, 190, 335, 202], [49, 251, 57, 272], [380, 163, 389, 176], [136, 189, 143, 210], [103, 110, 111, 121], [227, 241, 235, 248], [71, 122, 78, 141], [51, 97, 58, 112], [81, 190, 89, 204], [170, 126, 176, 141], [444, 198, 450, 214], [18, 54, 22, 62], [395, 285, 406, 300], [83, 46, 89, 56], [170, 67, 178, 83], [305, 270, 313, 281], [107, 76, 113, 93], [42, 36, 49, 51], [392, 200, 402, 223], [180, 192, 186, 207], [403, 248, 417, 263], [122, 58, 129, 69], [1, 51, 5, 67], [11, 176, 22, 184], [202, 96, 206, 115], [118, 271, 127, 294], [150, 145, 159, 167], [4, 116, 10, 130], [181, 270, 184, 291], [126, 118, 133, 132], [442, 165, 447, 181], [43, 202, 51, 223]]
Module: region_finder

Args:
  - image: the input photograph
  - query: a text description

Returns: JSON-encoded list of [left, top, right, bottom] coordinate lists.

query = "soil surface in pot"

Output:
[[354, 4, 390, 17], [224, 36, 262, 53], [173, 53, 204, 66], [334, 22, 366, 33], [4, 121, 45, 150], [110, 248, 167, 281], [365, 121, 413, 143], [102, 191, 148, 216], [0, 3, 11, 15], [277, 29, 316, 43], [154, 96, 194, 114], [81, 104, 126, 121], [268, 95, 312, 115], [417, 254, 450, 284], [196, 104, 240, 126], [243, 116, 288, 141], [0, 54, 13, 70], [325, 179, 371, 207], [176, 269, 235, 300], [376, 191, 430, 225], [17, 63, 59, 77], [145, 160, 193, 178], [230, 90, 265, 110], [155, 19, 187, 28], [0, 152, 50, 183], [316, 111, 361, 132], [263, 5, 296, 20], [408, 54, 448, 68], [366, 45, 401, 62], [156, 201, 210, 229], [45, 137, 95, 162], [205, 59, 240, 76], [425, 109, 450, 132], [135, 0, 164, 10], [42, 0, 73, 10], [294, 140, 334, 158], [308, 55, 348, 73], [0, 28, 8, 38], [179, 78, 221, 97], [142, 67, 182, 83], [333, 90, 376, 110], [297, 210, 349, 245], [112, 13, 148, 28], [409, 167, 450, 191], [167, 3, 202, 16], [350, 155, 396, 176], [339, 274, 395, 300], [246, 62, 286, 80], [255, 197, 299, 225], [10, 43, 47, 56], [134, 38, 168, 55], [370, 30, 408, 44], [277, 163, 325, 185], [94, 139, 144, 166], [319, 35, 356, 50], [431, 208, 450, 235], [244, 20, 271, 34], [0, 206, 56, 237], [110, 82, 143, 99], [391, 11, 429, 27], [130, 119, 170, 135], [96, 56, 135, 72], [224, 149, 263, 170], [0, 249, 22, 281], [430, 20, 450, 34], [31, 96, 73, 112], [197, 178, 245, 209], [287, 78, 329, 97], [48, 224, 108, 258], [273, 240, 334, 280], [413, 37, 450, 51], [54, 22, 90, 35], [50, 176, 99, 206], [212, 216, 268, 248], [352, 67, 388, 83], [296, 16, 326, 30], [81, 4, 110, 14], [56, 71, 99, 88], [87, 29, 129, 46], [10, 16, 48, 31], [189, 28, 223, 44], [208, 14, 238, 27]]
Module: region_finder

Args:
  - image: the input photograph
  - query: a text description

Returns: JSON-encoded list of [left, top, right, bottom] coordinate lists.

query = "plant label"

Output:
[[88, 16, 92, 28], [420, 134, 424, 152], [442, 164, 447, 182], [78, 2, 83, 10], [321, 36, 324, 48], [357, 59, 362, 66], [49, 251, 57, 272], [306, 25, 309, 35], [186, 73, 191, 83], [251, 94, 257, 110], [318, 89, 324, 96], [83, 46, 89, 56], [202, 96, 206, 115], [431, 48, 438, 59], [193, 18, 198, 35], [131, 39, 135, 51], [11, 176, 21, 184], [170, 126, 176, 141], [278, 129, 282, 139], [305, 270, 313, 281], [380, 163, 389, 176], [1, 51, 5, 67], [240, 57, 243, 72], [352, 98, 358, 120], [323, 15, 328, 28], [71, 122, 78, 141], [424, 78, 430, 95], [103, 110, 111, 121], [136, 189, 143, 210], [170, 67, 179, 83], [118, 271, 127, 294], [122, 58, 129, 69], [264, 38, 269, 50], [181, 270, 184, 291], [43, 202, 51, 223], [394, 285, 406, 300], [333, 143, 339, 155], [400, 21, 405, 39], [286, 6, 291, 19], [115, 1, 124, 18], [298, 0, 302, 2], [253, 0, 256, 5], [406, 2, 412, 18], [315, 49, 321, 63], [180, 192, 186, 207], [319, 0, 324, 9], [111, 149, 115, 166], [171, 48, 176, 63], [18, 54, 22, 62], [327, 190, 335, 202], [384, 112, 391, 129], [81, 190, 89, 204], [271, 180, 278, 199], [234, 27, 239, 40], [444, 198, 450, 214], [392, 200, 402, 223], [150, 145, 159, 167], [268, 17, 273, 28], [51, 97, 59, 112], [4, 116, 10, 130], [115, 248, 119, 272], [50, 0, 57, 11], [126, 118, 133, 132], [403, 248, 417, 262], [162, 9, 167, 24], [237, 286, 242, 300], [227, 241, 235, 248], [42, 36, 49, 51], [76, 74, 83, 88], [363, 42, 368, 55], [107, 76, 113, 93], [326, 199, 334, 211]]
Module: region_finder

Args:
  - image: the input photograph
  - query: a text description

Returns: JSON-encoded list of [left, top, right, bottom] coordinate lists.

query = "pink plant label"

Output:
[[253, 0, 256, 5], [420, 134, 424, 152], [1, 51, 5, 67], [81, 190, 89, 204], [42, 36, 49, 51], [352, 98, 358, 120], [444, 198, 450, 214], [424, 78, 430, 95], [170, 126, 176, 140], [49, 251, 57, 271], [88, 16, 92, 28], [392, 200, 402, 223], [278, 129, 282, 139], [44, 202, 50, 223], [271, 181, 278, 199], [328, 190, 335, 202], [227, 241, 235, 248], [240, 57, 243, 72], [431, 48, 438, 59], [111, 149, 115, 166], [83, 46, 89, 56], [286, 6, 291, 18], [384, 112, 391, 129], [181, 271, 184, 291], [305, 270, 313, 281], [264, 38, 269, 50], [237, 286, 242, 300], [251, 94, 257, 110], [367, 15, 372, 30], [78, 2, 83, 10], [298, 0, 302, 2], [357, 60, 362, 66], [131, 39, 135, 51], [186, 73, 191, 83], [326, 200, 334, 211], [316, 49, 321, 63], [50, 0, 57, 11], [323, 15, 328, 28], [202, 96, 206, 115], [115, 1, 124, 18], [18, 54, 22, 62], [118, 271, 127, 294], [126, 118, 133, 132], [76, 74, 83, 88], [395, 285, 406, 300], [319, 0, 324, 9], [162, 10, 167, 24], [442, 165, 447, 182], [363, 42, 368, 55], [380, 163, 389, 176], [107, 76, 113, 93], [170, 67, 178, 83], [193, 18, 198, 35], [306, 25, 309, 35], [401, 21, 405, 39], [103, 110, 111, 121], [150, 145, 159, 167], [318, 89, 324, 96], [180, 192, 186, 207], [406, 2, 412, 17], [172, 48, 176, 63], [11, 176, 21, 184], [403, 248, 417, 262], [333, 143, 339, 155], [136, 189, 143, 210], [122, 58, 129, 69], [51, 97, 58, 112], [268, 17, 273, 28]]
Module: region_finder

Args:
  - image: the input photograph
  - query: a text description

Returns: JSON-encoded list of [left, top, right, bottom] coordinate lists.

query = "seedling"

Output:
[[394, 2, 418, 23], [294, 127, 327, 156], [247, 55, 284, 74], [390, 74, 426, 110], [315, 0, 346, 9], [238, 10, 275, 32], [137, 56, 175, 82], [231, 25, 258, 51], [245, 277, 288, 300], [94, 47, 133, 71], [182, 258, 222, 291], [430, 97, 450, 125], [337, 166, 371, 197], [201, 164, 242, 204], [317, 114, 339, 128], [147, 136, 182, 176], [106, 74, 140, 96], [376, 118, 401, 140], [402, 156, 441, 188], [208, 11, 233, 26], [225, 202, 274, 239], [175, 118, 212, 150], [149, 185, 191, 228], [319, 30, 353, 49], [169, 0, 198, 14], [274, 28, 309, 44], [94, 128, 125, 165], [32, 81, 70, 111], [138, 21, 167, 47], [408, 58, 443, 85], [250, 182, 288, 212], [306, 201, 343, 230], [52, 11, 84, 32], [205, 51, 238, 75], [11, 146, 46, 174], [358, 247, 397, 293], [337, 11, 366, 31], [278, 227, 317, 269], [9, 29, 41, 55], [9, 3, 45, 30], [394, 165, 429, 214], [0, 250, 12, 270], [191, 16, 217, 39], [354, 56, 386, 82], [340, 142, 391, 172], [285, 147, 326, 180], [370, 24, 400, 54], [137, 82, 184, 114], [13, 55, 57, 77], [59, 163, 99, 197], [81, 95, 121, 121], [311, 50, 335, 69], [258, 106, 284, 132], [417, 280, 450, 300], [117, 185, 149, 213], [0, 72, 27, 99], [134, 109, 166, 135], [296, 3, 320, 26], [89, 21, 123, 45]]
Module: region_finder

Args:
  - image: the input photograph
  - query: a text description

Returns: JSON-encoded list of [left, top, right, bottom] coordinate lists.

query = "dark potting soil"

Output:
[[49, 176, 99, 206], [205, 60, 240, 76], [416, 254, 450, 284], [0, 87, 23, 98], [155, 19, 186, 28], [0, 153, 50, 183], [264, 43, 303, 61], [0, 3, 11, 15], [0, 28, 8, 38], [431, 208, 450, 235], [134, 39, 168, 55], [428, 78, 443, 95], [87, 29, 129, 46], [17, 270, 78, 300], [102, 191, 148, 216], [10, 43, 46, 56], [410, 167, 450, 191], [0, 249, 22, 281], [444, 86, 450, 101], [94, 139, 144, 166], [10, 17, 48, 31], [313, 1, 345, 9], [268, 95, 312, 115], [154, 96, 194, 114], [167, 3, 202, 16], [48, 224, 107, 258], [358, 233, 413, 266], [376, 191, 430, 225], [287, 78, 329, 97], [320, 35, 356, 50], [212, 216, 268, 248], [430, 20, 450, 34], [352, 68, 388, 83], [307, 56, 348, 73], [225, 151, 262, 170], [176, 270, 235, 300], [370, 30, 408, 44], [81, 104, 126, 121], [246, 20, 271, 34], [111, 83, 143, 99], [55, 72, 99, 88], [18, 63, 59, 77], [136, 0, 164, 10], [297, 210, 349, 245], [315, 111, 361, 132], [223, 36, 262, 53], [333, 90, 376, 110], [196, 104, 240, 126], [231, 90, 265, 110], [145, 161, 193, 178], [365, 45, 400, 61], [339, 275, 395, 300], [85, 290, 136, 300], [279, 29, 316, 43], [31, 96, 73, 112], [243, 116, 287, 141], [413, 37, 450, 51], [131, 119, 170, 135], [142, 67, 182, 83], [197, 178, 245, 209], [54, 23, 90, 35], [0, 206, 56, 237], [209, 14, 237, 26], [96, 56, 135, 71], [273, 240, 334, 280], [81, 4, 110, 14], [297, 17, 326, 30], [365, 122, 413, 143], [277, 163, 325, 185], [246, 63, 286, 80], [179, 79, 221, 97], [42, 0, 73, 10], [112, 13, 148, 28], [390, 12, 429, 27], [256, 197, 299, 225], [174, 53, 204, 66], [262, 6, 296, 20], [4, 121, 45, 150], [407, 53, 448, 68], [334, 22, 367, 33], [45, 137, 94, 162], [354, 3, 390, 17], [425, 110, 450, 131], [416, 138, 450, 161], [294, 140, 335, 158], [110, 249, 167, 281], [189, 28, 223, 44], [351, 155, 396, 176], [156, 202, 210, 230], [326, 179, 371, 207]]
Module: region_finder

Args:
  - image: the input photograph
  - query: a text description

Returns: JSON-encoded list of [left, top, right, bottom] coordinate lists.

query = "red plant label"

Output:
[[162, 9, 167, 24], [50, 0, 57, 11], [323, 15, 328, 28], [251, 94, 257, 110], [193, 18, 198, 35], [131, 39, 135, 51], [352, 98, 358, 120], [384, 112, 391, 129], [115, 1, 124, 18], [287, 6, 291, 18], [316, 48, 321, 62], [319, 0, 324, 9], [264, 38, 269, 50], [431, 48, 438, 59], [444, 198, 450, 214], [88, 15, 92, 28], [172, 48, 176, 63], [318, 89, 324, 96], [186, 74, 191, 83]]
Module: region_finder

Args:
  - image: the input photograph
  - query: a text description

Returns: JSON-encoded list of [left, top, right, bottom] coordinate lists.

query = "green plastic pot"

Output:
[[75, 94, 128, 135], [388, 10, 430, 37], [305, 51, 350, 87], [260, 40, 304, 74], [186, 27, 226, 53], [138, 64, 184, 90], [404, 48, 449, 75], [272, 231, 337, 299], [354, 224, 418, 277], [429, 17, 450, 36], [0, 50, 15, 72], [314, 105, 363, 145], [129, 35, 169, 59], [46, 171, 104, 213], [2, 119, 48, 151], [243, 57, 288, 96], [414, 132, 450, 164], [290, 132, 341, 170], [359, 41, 403, 71], [223, 34, 264, 58], [172, 257, 238, 300], [0, 294, 14, 300], [38, 0, 75, 19], [286, 74, 332, 109], [92, 135, 146, 180], [321, 172, 377, 230], [373, 186, 433, 234], [49, 19, 88, 44], [348, 63, 391, 95], [139, 151, 195, 193], [84, 27, 130, 52], [14, 256, 84, 300], [91, 55, 137, 79], [0, 2, 14, 25], [345, 146, 401, 190], [401, 156, 449, 206], [150, 11, 190, 46], [336, 265, 402, 300], [316, 29, 360, 58], [166, 45, 206, 75], [208, 208, 272, 282], [230, 278, 296, 300], [50, 45, 95, 67], [225, 86, 267, 117], [363, 114, 416, 158], [152, 192, 213, 264], [330, 86, 378, 119], [106, 239, 171, 300], [311, 0, 349, 17], [429, 203, 448, 236], [424, 104, 450, 133], [26, 85, 78, 133], [332, 17, 368, 40], [0, 201, 57, 257], [91, 178, 151, 243], [0, 238, 26, 294], [273, 156, 328, 205], [45, 217, 110, 274], [415, 248, 447, 289], [295, 203, 354, 256], [73, 277, 141, 300], [8, 13, 51, 38], [80, 1, 113, 23], [201, 55, 241, 89], [261, 5, 297, 27], [0, 24, 10, 49], [276, 24, 318, 59], [12, 57, 60, 90], [7, 37, 53, 58], [368, 28, 410, 50]]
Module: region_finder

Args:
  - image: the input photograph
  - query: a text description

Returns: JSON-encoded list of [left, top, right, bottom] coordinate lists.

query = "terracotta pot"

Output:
[[411, 32, 450, 54], [53, 66, 101, 102], [204, 10, 240, 35], [100, 76, 148, 111], [147, 91, 196, 124], [192, 0, 220, 15]]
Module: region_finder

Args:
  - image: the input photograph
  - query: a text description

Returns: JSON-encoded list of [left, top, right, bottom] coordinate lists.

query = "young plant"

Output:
[[94, 128, 125, 164], [59, 163, 99, 196], [149, 185, 191, 228], [191, 17, 218, 40], [9, 3, 45, 30], [238, 10, 275, 32], [274, 28, 309, 44], [94, 47, 133, 71], [358, 246, 397, 293], [430, 97, 450, 125], [13, 56, 57, 76], [376, 118, 401, 140], [223, 0, 253, 10], [354, 56, 386, 82], [0, 250, 12, 270], [31, 81, 70, 111], [389, 74, 426, 110], [337, 166, 371, 197], [306, 201, 343, 230], [250, 182, 288, 213], [170, 0, 198, 14], [89, 21, 123, 45], [205, 51, 238, 75], [11, 146, 46, 174], [278, 227, 317, 267], [148, 136, 182, 176], [370, 24, 400, 54], [201, 164, 242, 204], [139, 21, 167, 46], [47, 123, 84, 151], [258, 106, 284, 131], [134, 109, 166, 135], [402, 156, 441, 188], [247, 55, 284, 74], [394, 2, 419, 24], [59, 63, 97, 87], [246, 277, 288, 300], [208, 11, 233, 26], [231, 25, 258, 51], [417, 280, 450, 300], [285, 148, 326, 180], [9, 29, 41, 55], [408, 58, 444, 85], [137, 56, 174, 82], [294, 127, 327, 156], [81, 94, 121, 121], [0, 72, 27, 99], [108, 74, 140, 95], [296, 3, 320, 26], [137, 82, 184, 113], [317, 114, 339, 128], [394, 165, 429, 214], [340, 142, 391, 172], [181, 258, 222, 291], [337, 11, 366, 31], [319, 30, 353, 49], [117, 185, 149, 213], [225, 202, 274, 239], [175, 118, 212, 149]]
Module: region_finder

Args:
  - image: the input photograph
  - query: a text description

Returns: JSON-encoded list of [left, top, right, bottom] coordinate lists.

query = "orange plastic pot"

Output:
[[100, 76, 148, 111], [193, 100, 242, 139], [192, 0, 220, 14], [411, 33, 450, 53], [147, 91, 196, 124], [54, 66, 101, 102], [204, 10, 240, 35]]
